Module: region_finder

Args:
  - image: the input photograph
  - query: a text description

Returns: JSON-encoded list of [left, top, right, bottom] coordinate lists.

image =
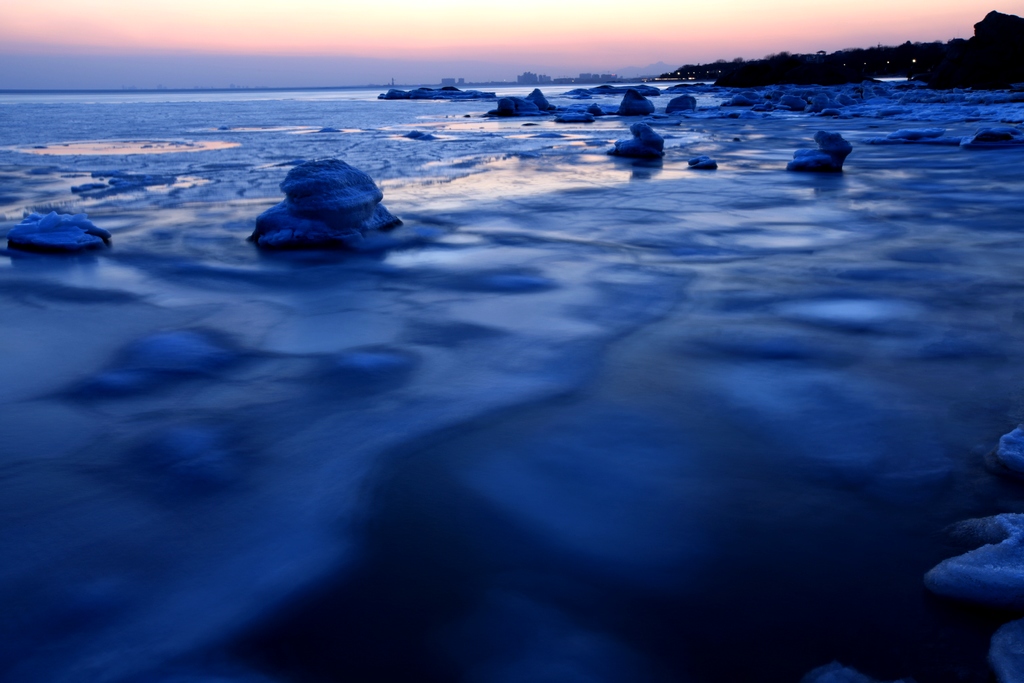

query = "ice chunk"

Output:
[[665, 95, 696, 113], [6, 211, 111, 253], [616, 89, 656, 116], [995, 426, 1024, 474], [687, 155, 718, 170], [924, 513, 1024, 609], [787, 131, 852, 172], [801, 661, 909, 683], [608, 122, 664, 158], [990, 618, 1024, 683], [249, 159, 401, 249], [961, 126, 1024, 147]]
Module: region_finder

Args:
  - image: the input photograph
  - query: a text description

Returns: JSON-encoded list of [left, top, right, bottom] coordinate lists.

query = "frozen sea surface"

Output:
[[2, 84, 1024, 682]]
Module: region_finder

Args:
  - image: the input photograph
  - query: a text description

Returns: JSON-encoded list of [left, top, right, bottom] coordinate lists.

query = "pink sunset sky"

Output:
[[0, 0, 1018, 88]]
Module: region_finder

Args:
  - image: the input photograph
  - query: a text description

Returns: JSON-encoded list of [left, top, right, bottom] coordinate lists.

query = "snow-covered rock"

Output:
[[6, 211, 111, 253], [608, 122, 664, 158], [688, 155, 718, 170], [617, 89, 656, 116], [961, 126, 1024, 147], [666, 95, 697, 113], [995, 425, 1024, 474], [525, 88, 556, 111], [487, 97, 545, 117], [990, 618, 1024, 683], [249, 159, 401, 249], [924, 514, 1024, 610], [787, 131, 853, 172]]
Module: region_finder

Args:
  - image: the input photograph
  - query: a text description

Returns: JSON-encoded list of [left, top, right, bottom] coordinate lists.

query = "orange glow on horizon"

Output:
[[0, 0, 1013, 65]]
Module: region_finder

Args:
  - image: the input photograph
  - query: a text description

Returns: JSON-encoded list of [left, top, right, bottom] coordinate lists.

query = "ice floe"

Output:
[[249, 159, 401, 249], [924, 514, 1024, 609], [864, 128, 964, 145], [6, 211, 111, 253], [554, 111, 595, 123], [787, 131, 853, 172], [608, 122, 664, 158]]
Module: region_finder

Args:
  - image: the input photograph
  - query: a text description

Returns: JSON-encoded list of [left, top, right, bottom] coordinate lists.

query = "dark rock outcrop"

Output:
[[665, 95, 697, 113], [616, 89, 656, 116], [930, 11, 1024, 89]]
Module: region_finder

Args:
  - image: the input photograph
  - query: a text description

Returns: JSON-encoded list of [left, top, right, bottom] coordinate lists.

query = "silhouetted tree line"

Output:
[[661, 41, 947, 85]]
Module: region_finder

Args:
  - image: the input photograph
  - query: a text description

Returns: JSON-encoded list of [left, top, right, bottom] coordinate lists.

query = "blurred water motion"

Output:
[[1, 88, 1024, 683]]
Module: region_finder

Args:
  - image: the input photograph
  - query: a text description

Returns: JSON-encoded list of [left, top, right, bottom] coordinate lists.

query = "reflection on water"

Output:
[[16, 139, 241, 155], [1, 89, 1024, 683]]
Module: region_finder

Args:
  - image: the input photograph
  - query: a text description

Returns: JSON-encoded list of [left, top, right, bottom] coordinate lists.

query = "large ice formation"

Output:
[[6, 212, 111, 252], [786, 131, 853, 172], [666, 95, 697, 113], [249, 159, 401, 249], [617, 89, 656, 116], [990, 618, 1024, 683], [924, 514, 1024, 609], [608, 122, 665, 158]]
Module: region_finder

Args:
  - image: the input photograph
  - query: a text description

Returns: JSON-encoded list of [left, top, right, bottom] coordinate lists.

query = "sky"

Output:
[[1, 0, 1020, 89]]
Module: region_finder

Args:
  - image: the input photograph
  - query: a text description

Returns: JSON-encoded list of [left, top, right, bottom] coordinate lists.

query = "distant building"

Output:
[[458, 78, 465, 85], [440, 78, 457, 86], [517, 72, 552, 85]]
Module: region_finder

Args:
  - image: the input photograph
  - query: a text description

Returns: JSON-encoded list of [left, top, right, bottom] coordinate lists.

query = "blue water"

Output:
[[2, 84, 1024, 683]]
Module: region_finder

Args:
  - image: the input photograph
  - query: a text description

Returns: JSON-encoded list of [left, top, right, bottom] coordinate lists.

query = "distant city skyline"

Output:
[[0, 0, 1013, 89]]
